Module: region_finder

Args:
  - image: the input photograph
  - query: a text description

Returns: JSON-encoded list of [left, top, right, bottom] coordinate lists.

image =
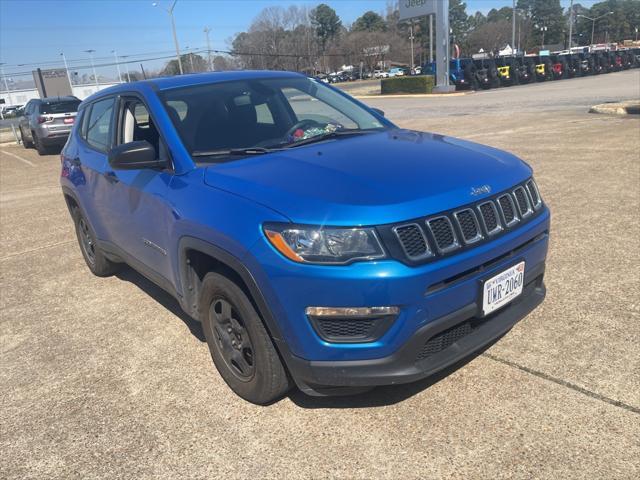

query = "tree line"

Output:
[[161, 0, 640, 75]]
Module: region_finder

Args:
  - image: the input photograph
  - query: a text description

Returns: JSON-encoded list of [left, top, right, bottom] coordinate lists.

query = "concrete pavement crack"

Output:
[[482, 352, 640, 415]]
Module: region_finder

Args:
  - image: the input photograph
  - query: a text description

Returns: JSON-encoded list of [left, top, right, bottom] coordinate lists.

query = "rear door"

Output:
[[74, 96, 118, 241]]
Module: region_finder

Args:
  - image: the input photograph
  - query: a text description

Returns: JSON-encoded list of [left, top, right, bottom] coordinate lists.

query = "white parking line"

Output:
[[0, 149, 36, 167]]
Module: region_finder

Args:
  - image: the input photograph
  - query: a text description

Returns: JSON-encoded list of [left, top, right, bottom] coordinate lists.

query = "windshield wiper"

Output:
[[280, 129, 379, 149], [192, 147, 280, 158]]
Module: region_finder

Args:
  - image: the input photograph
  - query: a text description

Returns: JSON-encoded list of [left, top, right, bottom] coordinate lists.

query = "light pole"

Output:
[[120, 56, 132, 82], [512, 0, 516, 55], [538, 25, 548, 50], [204, 26, 213, 71], [0, 63, 14, 107], [112, 50, 123, 83], [567, 0, 574, 51], [635, 27, 638, 42], [578, 12, 613, 45], [153, 0, 183, 75], [409, 21, 415, 73], [60, 52, 73, 89], [84, 49, 99, 88]]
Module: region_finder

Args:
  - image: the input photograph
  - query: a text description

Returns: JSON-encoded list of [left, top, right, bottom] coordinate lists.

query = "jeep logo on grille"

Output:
[[471, 185, 492, 196]]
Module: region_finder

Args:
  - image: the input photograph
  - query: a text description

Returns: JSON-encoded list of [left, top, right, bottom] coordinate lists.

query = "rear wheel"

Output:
[[72, 206, 120, 277], [200, 272, 291, 404], [33, 133, 49, 156]]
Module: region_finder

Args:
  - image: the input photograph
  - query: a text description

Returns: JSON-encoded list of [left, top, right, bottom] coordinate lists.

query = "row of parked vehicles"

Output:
[[435, 47, 640, 90]]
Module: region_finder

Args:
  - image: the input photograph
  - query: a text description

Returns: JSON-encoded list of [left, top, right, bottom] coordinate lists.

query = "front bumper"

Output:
[[285, 263, 544, 393]]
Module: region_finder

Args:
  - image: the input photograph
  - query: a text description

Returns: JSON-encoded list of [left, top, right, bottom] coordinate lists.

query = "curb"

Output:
[[589, 102, 640, 116], [356, 92, 470, 99]]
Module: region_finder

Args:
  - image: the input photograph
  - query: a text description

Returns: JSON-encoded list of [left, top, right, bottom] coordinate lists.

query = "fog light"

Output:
[[305, 306, 399, 317], [306, 306, 400, 343]]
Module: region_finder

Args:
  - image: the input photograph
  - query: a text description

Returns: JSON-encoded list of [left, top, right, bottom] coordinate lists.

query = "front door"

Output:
[[100, 96, 175, 285]]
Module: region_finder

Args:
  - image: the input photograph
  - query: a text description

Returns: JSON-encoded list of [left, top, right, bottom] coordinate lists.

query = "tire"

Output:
[[33, 133, 49, 156], [200, 272, 291, 404], [20, 127, 33, 148], [72, 206, 120, 277]]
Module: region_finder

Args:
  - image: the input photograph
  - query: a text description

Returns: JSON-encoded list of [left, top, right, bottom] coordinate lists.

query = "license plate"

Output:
[[63, 118, 74, 124], [482, 261, 525, 315]]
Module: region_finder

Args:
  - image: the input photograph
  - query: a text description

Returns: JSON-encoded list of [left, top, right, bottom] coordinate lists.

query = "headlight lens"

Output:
[[264, 224, 385, 264]]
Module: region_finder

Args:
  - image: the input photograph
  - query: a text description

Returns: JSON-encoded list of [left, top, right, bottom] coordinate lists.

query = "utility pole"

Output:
[[512, 0, 516, 55], [112, 50, 122, 83], [153, 0, 183, 75], [121, 56, 132, 82], [204, 26, 213, 71], [84, 49, 99, 88], [60, 52, 73, 89], [567, 0, 574, 51], [0, 63, 15, 107]]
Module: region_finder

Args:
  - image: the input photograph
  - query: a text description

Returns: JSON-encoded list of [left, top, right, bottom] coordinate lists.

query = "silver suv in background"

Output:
[[19, 97, 80, 155]]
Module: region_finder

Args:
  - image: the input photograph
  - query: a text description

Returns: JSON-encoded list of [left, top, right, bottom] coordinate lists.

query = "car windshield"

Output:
[[160, 76, 387, 159], [40, 100, 80, 114]]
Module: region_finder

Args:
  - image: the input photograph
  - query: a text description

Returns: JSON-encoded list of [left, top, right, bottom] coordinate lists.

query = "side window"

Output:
[[119, 98, 162, 159], [86, 97, 115, 151]]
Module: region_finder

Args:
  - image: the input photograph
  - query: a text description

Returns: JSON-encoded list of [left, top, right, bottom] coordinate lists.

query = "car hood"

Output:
[[203, 129, 532, 225]]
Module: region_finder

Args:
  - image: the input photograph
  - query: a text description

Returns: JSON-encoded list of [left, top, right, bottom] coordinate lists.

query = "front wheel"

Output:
[[20, 127, 33, 148], [200, 272, 291, 404]]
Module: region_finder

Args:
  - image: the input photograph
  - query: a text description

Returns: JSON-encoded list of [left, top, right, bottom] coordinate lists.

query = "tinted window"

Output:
[[86, 98, 115, 151], [40, 100, 80, 114]]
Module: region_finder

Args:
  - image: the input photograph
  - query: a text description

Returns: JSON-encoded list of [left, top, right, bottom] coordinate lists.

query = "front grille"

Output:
[[315, 318, 376, 339], [454, 209, 482, 244], [427, 217, 458, 252], [478, 201, 501, 235], [393, 224, 431, 260], [387, 179, 542, 265], [498, 194, 518, 226], [416, 321, 474, 360]]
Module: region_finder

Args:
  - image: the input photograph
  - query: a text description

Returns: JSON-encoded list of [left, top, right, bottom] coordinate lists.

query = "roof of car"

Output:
[[83, 70, 305, 104], [38, 96, 80, 103]]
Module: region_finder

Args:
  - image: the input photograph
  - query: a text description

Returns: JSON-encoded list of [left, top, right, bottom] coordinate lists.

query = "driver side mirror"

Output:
[[108, 140, 165, 170], [371, 107, 385, 117]]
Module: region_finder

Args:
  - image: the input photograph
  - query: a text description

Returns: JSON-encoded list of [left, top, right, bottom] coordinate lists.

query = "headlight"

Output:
[[264, 224, 386, 264]]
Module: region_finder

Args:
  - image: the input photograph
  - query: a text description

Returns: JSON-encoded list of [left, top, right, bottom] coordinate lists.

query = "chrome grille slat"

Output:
[[426, 216, 460, 254], [453, 209, 483, 244], [477, 201, 503, 236], [392, 224, 433, 260], [497, 194, 519, 227], [513, 186, 533, 218]]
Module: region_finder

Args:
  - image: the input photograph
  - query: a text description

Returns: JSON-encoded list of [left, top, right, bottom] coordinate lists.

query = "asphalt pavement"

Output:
[[1, 70, 639, 479]]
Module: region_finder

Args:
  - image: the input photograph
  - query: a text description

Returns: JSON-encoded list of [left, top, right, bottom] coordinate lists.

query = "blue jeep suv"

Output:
[[61, 71, 549, 404]]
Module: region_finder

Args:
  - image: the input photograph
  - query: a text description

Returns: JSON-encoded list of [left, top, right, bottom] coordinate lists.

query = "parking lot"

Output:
[[1, 70, 639, 479]]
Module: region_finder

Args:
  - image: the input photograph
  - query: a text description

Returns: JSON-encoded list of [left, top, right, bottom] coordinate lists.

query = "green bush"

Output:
[[381, 75, 435, 95]]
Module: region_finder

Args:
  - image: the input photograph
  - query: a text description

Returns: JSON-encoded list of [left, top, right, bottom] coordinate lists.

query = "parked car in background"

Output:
[[19, 96, 81, 155], [388, 67, 405, 77], [1, 104, 23, 118], [61, 71, 549, 404], [373, 70, 389, 78]]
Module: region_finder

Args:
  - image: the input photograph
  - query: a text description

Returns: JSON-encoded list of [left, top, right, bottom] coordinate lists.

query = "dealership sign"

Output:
[[399, 0, 437, 21]]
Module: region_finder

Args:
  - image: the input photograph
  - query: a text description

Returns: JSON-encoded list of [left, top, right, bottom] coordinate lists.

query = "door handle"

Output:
[[102, 171, 119, 184]]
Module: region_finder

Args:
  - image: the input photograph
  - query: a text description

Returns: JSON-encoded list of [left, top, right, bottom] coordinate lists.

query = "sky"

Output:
[[1, 0, 597, 80]]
